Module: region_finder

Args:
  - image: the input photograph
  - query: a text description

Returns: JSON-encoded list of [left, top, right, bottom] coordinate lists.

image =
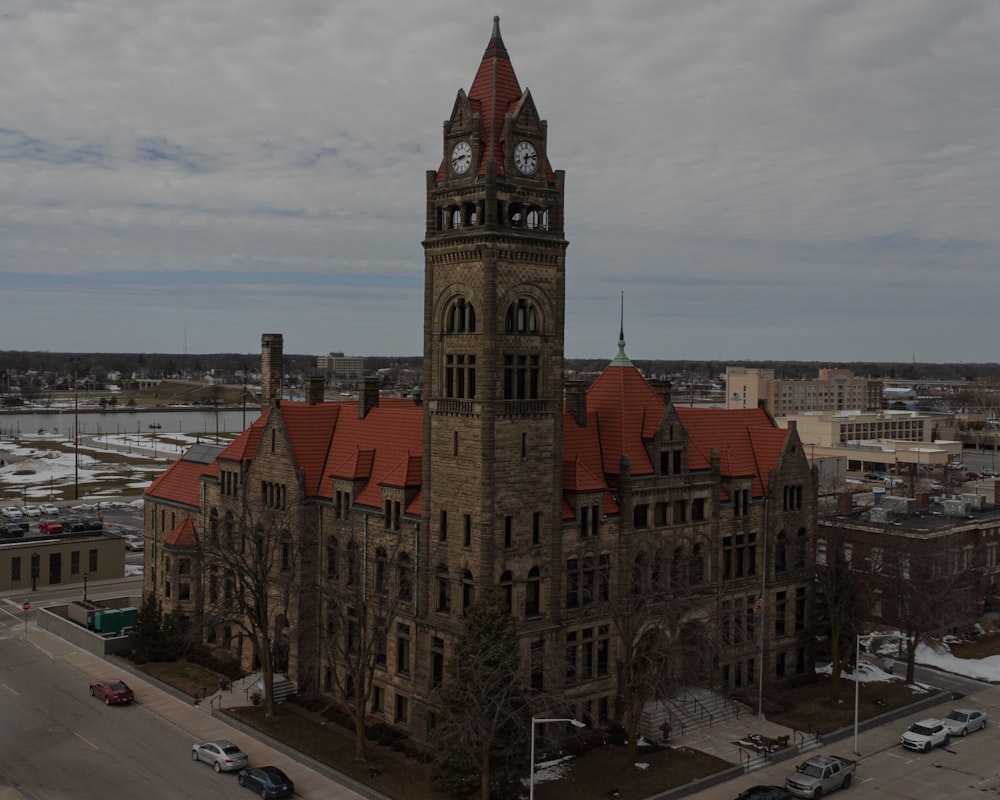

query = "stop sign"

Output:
[[22, 601, 30, 612]]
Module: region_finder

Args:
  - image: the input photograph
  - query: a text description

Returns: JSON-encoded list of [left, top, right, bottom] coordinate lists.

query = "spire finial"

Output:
[[610, 291, 633, 367]]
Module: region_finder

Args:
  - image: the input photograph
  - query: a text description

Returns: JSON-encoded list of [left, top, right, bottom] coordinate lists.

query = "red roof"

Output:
[[436, 18, 555, 183], [219, 406, 272, 462], [146, 451, 214, 508], [163, 515, 198, 548], [675, 406, 785, 496]]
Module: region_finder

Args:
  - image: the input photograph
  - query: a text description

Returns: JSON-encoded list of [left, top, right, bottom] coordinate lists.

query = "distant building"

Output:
[[317, 352, 365, 382], [818, 484, 1000, 632], [726, 367, 883, 416]]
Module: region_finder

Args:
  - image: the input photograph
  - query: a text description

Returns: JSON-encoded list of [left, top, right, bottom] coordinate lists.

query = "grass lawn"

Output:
[[131, 655, 954, 799]]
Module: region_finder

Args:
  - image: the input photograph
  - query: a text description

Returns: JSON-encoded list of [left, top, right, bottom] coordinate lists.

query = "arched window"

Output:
[[462, 569, 475, 616], [397, 553, 412, 601], [375, 547, 388, 594], [436, 564, 451, 612], [796, 527, 808, 568], [347, 540, 359, 586], [500, 570, 513, 613], [447, 297, 476, 333], [326, 536, 339, 580], [504, 298, 538, 333], [525, 567, 541, 617], [689, 543, 704, 585]]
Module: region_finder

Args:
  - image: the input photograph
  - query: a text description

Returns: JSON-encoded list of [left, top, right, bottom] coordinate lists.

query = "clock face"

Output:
[[513, 140, 538, 174], [450, 141, 472, 174]]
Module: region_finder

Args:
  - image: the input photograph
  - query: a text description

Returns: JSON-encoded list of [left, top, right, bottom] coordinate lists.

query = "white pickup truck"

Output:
[[786, 754, 856, 798]]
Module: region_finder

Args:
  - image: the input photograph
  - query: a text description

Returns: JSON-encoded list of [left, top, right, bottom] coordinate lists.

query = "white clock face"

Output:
[[513, 140, 538, 174], [450, 141, 472, 174]]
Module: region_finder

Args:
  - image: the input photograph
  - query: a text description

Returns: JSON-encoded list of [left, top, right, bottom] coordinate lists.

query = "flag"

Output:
[[753, 595, 763, 618]]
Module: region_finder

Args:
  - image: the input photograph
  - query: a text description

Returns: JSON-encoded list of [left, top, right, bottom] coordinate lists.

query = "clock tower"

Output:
[[422, 17, 567, 634]]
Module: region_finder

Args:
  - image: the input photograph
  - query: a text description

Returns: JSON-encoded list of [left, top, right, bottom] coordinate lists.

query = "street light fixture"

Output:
[[83, 573, 89, 602], [530, 717, 585, 800]]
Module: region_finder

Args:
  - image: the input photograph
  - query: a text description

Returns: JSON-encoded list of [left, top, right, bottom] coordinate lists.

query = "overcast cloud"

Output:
[[1, 1, 998, 363]]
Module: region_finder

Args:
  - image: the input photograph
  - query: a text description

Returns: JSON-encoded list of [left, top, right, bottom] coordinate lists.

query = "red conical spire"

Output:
[[468, 16, 523, 169]]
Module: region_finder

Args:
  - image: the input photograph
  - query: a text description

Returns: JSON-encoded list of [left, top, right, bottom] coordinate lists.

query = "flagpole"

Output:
[[757, 497, 768, 730]]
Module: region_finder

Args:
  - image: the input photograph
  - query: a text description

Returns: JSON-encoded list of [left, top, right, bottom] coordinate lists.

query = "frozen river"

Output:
[[0, 407, 262, 439]]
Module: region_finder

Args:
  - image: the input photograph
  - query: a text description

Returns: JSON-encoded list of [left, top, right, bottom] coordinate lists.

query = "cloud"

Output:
[[1, 0, 998, 362]]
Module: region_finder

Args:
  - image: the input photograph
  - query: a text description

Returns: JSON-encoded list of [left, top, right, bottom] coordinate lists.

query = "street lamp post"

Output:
[[83, 573, 88, 602], [530, 717, 585, 800], [854, 633, 862, 755]]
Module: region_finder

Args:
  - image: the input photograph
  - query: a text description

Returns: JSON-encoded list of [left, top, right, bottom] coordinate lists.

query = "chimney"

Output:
[[359, 375, 380, 419], [650, 378, 673, 406], [260, 333, 283, 407], [565, 381, 587, 427], [306, 374, 325, 405]]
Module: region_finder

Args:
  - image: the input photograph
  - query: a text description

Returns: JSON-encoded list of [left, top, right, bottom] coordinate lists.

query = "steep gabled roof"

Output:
[[163, 515, 198, 548], [146, 444, 221, 508], [584, 361, 665, 477], [279, 402, 342, 495], [380, 453, 423, 490], [676, 406, 786, 496], [319, 397, 423, 509], [468, 16, 522, 177], [219, 406, 272, 462]]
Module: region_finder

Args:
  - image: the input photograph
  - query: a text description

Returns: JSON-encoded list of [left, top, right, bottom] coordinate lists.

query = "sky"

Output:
[[1, 1, 998, 364]]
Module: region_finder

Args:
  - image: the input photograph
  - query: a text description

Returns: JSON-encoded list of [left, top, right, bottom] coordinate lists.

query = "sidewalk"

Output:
[[11, 620, 377, 800]]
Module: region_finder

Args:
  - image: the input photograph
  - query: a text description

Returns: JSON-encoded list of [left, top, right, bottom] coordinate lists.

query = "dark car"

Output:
[[63, 516, 87, 532], [0, 523, 26, 538], [737, 787, 793, 800], [89, 679, 134, 705], [237, 766, 294, 799]]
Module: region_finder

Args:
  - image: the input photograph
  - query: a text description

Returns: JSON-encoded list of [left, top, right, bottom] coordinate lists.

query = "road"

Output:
[[0, 590, 374, 800]]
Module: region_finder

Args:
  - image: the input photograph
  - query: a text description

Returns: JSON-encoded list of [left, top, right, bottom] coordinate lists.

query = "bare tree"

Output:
[[432, 587, 533, 800], [887, 546, 980, 683], [313, 532, 411, 761], [199, 500, 299, 717], [612, 549, 719, 762], [813, 540, 870, 703]]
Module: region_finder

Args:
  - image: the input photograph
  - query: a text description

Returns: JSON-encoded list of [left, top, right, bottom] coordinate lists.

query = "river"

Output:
[[0, 407, 262, 439]]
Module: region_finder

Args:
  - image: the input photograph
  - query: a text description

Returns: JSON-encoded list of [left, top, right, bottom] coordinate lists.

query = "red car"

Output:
[[39, 519, 63, 533], [89, 679, 134, 705]]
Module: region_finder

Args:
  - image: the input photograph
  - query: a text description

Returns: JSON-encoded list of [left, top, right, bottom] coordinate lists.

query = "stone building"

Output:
[[143, 18, 818, 741]]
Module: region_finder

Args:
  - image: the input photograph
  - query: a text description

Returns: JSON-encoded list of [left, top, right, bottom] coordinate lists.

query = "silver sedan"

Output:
[[191, 740, 249, 773], [942, 708, 989, 737]]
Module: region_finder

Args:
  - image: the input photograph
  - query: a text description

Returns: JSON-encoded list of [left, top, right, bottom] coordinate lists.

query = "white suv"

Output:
[[1, 507, 23, 521], [901, 718, 951, 752]]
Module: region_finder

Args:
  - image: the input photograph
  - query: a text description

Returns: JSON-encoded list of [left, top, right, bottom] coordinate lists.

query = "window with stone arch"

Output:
[[446, 296, 476, 333], [505, 297, 539, 333]]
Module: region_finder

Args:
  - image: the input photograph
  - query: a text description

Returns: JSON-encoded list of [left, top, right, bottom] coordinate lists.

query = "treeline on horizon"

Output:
[[1, 350, 998, 384]]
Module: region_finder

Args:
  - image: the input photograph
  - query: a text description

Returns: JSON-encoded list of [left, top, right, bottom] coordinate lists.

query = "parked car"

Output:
[[982, 468, 997, 478], [929, 481, 944, 492], [39, 502, 59, 516], [237, 766, 294, 798], [900, 718, 950, 752], [0, 523, 25, 538], [123, 534, 144, 551], [966, 472, 982, 481], [21, 504, 41, 518], [192, 740, 249, 773], [39, 519, 64, 534], [89, 679, 134, 706], [737, 786, 793, 800], [864, 473, 885, 481], [941, 708, 988, 737], [786, 754, 856, 798], [1, 506, 23, 521]]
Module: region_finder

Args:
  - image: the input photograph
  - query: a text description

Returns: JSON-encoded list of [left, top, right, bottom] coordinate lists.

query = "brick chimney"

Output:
[[359, 375, 380, 419], [260, 333, 283, 407], [565, 381, 587, 427], [306, 374, 325, 405], [650, 378, 673, 407]]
